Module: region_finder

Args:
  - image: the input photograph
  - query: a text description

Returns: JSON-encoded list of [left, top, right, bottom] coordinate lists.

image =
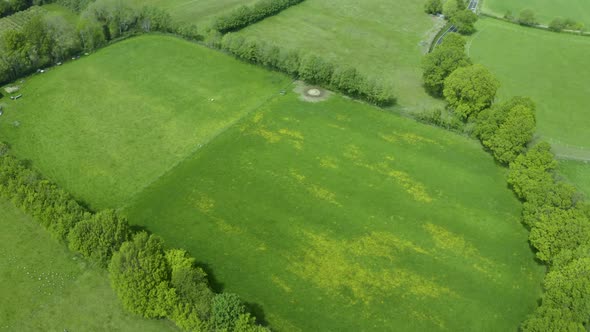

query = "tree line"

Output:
[[0, 143, 267, 332], [421, 32, 590, 331], [220, 33, 395, 106]]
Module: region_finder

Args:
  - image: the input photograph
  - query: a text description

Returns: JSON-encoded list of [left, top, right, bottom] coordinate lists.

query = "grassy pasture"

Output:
[[559, 160, 590, 197], [125, 92, 543, 331], [235, 0, 444, 112], [468, 17, 590, 150], [131, 0, 259, 26], [0, 199, 177, 331], [482, 0, 590, 28], [0, 35, 290, 209]]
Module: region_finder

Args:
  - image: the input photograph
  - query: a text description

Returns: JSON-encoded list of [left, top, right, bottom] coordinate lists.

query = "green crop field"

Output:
[[131, 0, 259, 26], [468, 17, 590, 152], [235, 0, 444, 112], [559, 160, 590, 197], [482, 0, 590, 28], [0, 34, 544, 331], [0, 199, 177, 331], [0, 35, 290, 210]]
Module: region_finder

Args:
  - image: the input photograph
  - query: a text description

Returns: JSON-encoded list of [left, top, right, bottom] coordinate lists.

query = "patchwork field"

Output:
[[0, 6, 46, 31], [0, 199, 177, 331], [482, 0, 590, 28], [468, 17, 590, 153], [0, 35, 290, 209], [235, 0, 444, 112], [0, 35, 544, 331], [132, 0, 259, 26]]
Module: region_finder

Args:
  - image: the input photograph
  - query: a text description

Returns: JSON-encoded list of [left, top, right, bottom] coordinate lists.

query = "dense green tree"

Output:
[[109, 232, 176, 318], [507, 142, 557, 201], [543, 252, 590, 324], [443, 64, 499, 119], [476, 99, 536, 164], [529, 207, 590, 262], [519, 9, 537, 26], [521, 305, 585, 332], [166, 249, 214, 320], [442, 0, 459, 18], [45, 15, 82, 62], [451, 9, 478, 35], [68, 209, 131, 267], [424, 0, 442, 15], [422, 33, 471, 96], [210, 293, 246, 331], [77, 17, 106, 51]]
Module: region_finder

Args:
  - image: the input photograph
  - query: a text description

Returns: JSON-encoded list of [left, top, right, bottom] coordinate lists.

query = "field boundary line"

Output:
[[119, 80, 294, 210]]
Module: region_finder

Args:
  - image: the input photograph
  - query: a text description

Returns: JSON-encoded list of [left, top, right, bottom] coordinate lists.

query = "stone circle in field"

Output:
[[307, 88, 322, 97], [294, 81, 331, 103]]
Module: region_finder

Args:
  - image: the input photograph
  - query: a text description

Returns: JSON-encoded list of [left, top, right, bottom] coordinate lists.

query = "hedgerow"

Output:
[[220, 33, 396, 106], [213, 0, 304, 33]]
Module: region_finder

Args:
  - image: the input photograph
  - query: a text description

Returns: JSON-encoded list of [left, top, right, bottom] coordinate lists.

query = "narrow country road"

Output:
[[433, 0, 479, 49]]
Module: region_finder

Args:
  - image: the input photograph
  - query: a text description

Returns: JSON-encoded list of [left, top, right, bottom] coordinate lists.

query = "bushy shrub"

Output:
[[68, 209, 131, 267], [210, 293, 247, 331], [109, 232, 177, 318]]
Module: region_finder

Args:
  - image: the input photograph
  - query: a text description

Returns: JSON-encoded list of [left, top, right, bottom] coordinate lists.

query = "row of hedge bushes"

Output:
[[425, 32, 590, 331], [219, 33, 396, 106], [213, 0, 303, 33], [0, 143, 267, 331]]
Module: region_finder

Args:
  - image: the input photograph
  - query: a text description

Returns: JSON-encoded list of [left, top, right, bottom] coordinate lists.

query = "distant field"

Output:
[[469, 17, 590, 150], [0, 35, 290, 209], [559, 160, 590, 197], [0, 6, 45, 31], [132, 0, 258, 26], [482, 0, 590, 28], [125, 92, 543, 331], [236, 0, 444, 112], [0, 199, 177, 331]]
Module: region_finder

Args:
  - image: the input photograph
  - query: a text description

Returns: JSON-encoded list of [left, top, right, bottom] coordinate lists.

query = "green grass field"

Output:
[[124, 92, 543, 331], [0, 35, 290, 209], [468, 17, 590, 151], [235, 0, 444, 112], [559, 160, 590, 197], [482, 0, 590, 28], [131, 0, 259, 26], [0, 35, 544, 331], [0, 199, 178, 331]]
